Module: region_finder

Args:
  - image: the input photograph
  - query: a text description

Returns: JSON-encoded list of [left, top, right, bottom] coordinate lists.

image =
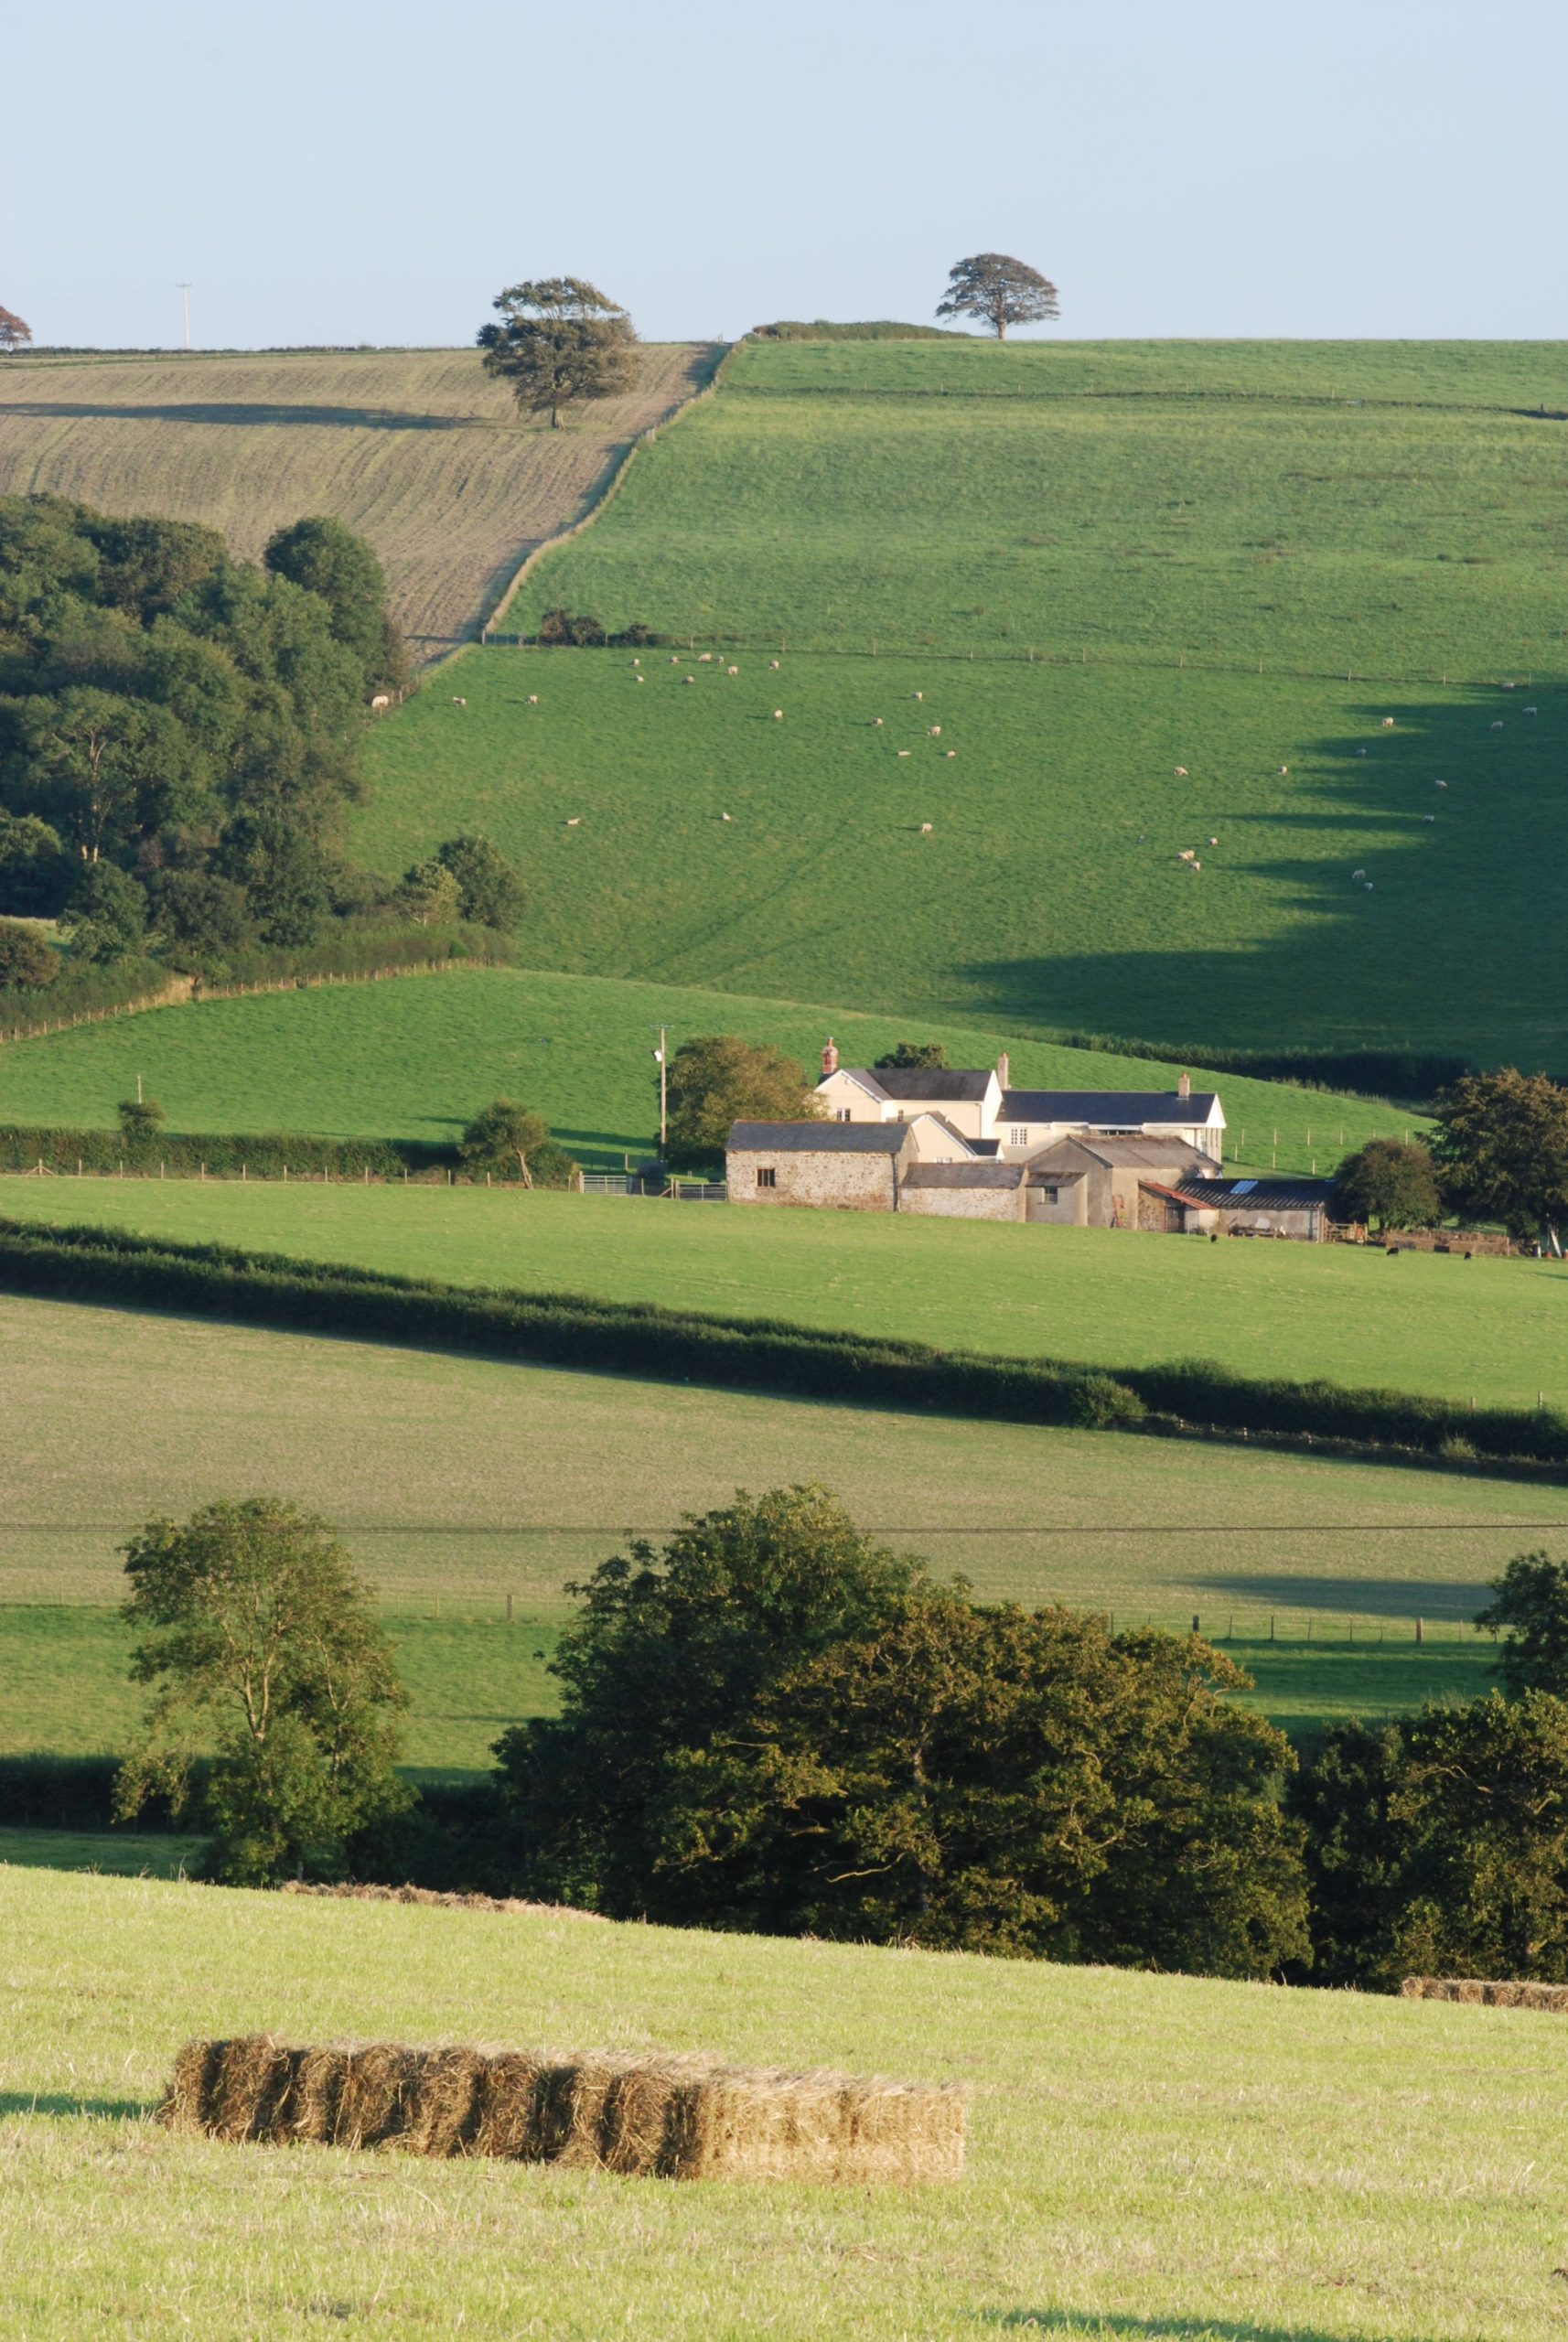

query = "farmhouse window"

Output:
[[1040, 1186, 1058, 1203], [836, 1109, 853, 1123], [1010, 1127, 1029, 1145], [756, 1166, 777, 1188]]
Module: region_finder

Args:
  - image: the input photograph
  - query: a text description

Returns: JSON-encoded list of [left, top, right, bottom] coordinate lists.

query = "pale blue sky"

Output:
[[9, 0, 1566, 350]]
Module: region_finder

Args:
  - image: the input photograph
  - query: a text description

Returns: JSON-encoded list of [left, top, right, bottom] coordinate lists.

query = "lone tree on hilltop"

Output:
[[663, 1034, 818, 1171], [113, 1498, 410, 1885], [478, 278, 638, 428], [937, 252, 1059, 340], [0, 306, 32, 354], [1432, 1067, 1568, 1254], [1333, 1137, 1442, 1230]]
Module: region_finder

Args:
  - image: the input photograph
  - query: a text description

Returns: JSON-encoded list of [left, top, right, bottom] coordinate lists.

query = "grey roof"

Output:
[[1175, 1177, 1333, 1210], [727, 1120, 907, 1155], [1001, 1089, 1220, 1123], [901, 1161, 1029, 1190], [1029, 1134, 1218, 1171], [841, 1068, 995, 1104]]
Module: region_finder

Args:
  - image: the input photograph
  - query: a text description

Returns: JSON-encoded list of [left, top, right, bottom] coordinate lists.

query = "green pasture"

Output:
[[4, 1865, 1567, 2339], [5, 1178, 1566, 1413], [0, 962, 1424, 1176], [356, 650, 1568, 1063], [502, 336, 1568, 675]]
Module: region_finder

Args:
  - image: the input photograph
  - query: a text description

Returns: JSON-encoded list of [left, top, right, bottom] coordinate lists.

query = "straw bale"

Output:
[[1402, 1976, 1568, 2012], [160, 2036, 966, 2183], [279, 1881, 605, 1921]]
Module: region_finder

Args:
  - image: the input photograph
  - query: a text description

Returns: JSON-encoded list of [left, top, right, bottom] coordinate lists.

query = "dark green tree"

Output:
[[263, 516, 407, 694], [0, 810, 67, 917], [874, 1041, 950, 1071], [395, 855, 462, 927], [664, 1034, 817, 1171], [117, 1094, 166, 1141], [66, 859, 148, 963], [114, 1498, 411, 1885], [1432, 1068, 1568, 1252], [0, 917, 57, 989], [494, 1489, 1309, 1976], [1333, 1137, 1443, 1230], [435, 833, 526, 929], [1287, 1719, 1402, 1987], [936, 253, 1060, 339], [217, 813, 330, 947], [478, 278, 638, 428], [146, 868, 256, 969], [458, 1097, 575, 1186], [1476, 1552, 1568, 1698]]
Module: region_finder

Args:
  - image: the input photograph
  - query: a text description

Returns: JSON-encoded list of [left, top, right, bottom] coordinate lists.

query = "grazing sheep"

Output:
[[1277, 765, 1288, 775], [721, 812, 732, 822], [727, 665, 739, 676], [945, 749, 957, 757], [769, 660, 780, 670], [370, 693, 391, 711], [631, 657, 640, 666], [699, 652, 713, 662], [913, 692, 923, 702], [452, 696, 467, 706], [566, 817, 580, 827], [685, 675, 696, 684], [1490, 720, 1504, 729], [1526, 704, 1538, 714], [1355, 747, 1367, 756], [1353, 868, 1367, 879], [1208, 835, 1218, 845], [897, 748, 910, 757], [1191, 859, 1202, 870], [670, 656, 681, 664], [1178, 849, 1196, 862], [1173, 766, 1188, 777], [1365, 882, 1374, 890], [873, 716, 884, 725], [929, 725, 941, 736], [919, 822, 933, 834], [526, 693, 539, 705], [1434, 779, 1447, 789], [636, 675, 645, 683], [1423, 813, 1435, 822], [1381, 716, 1395, 727], [1502, 681, 1516, 690]]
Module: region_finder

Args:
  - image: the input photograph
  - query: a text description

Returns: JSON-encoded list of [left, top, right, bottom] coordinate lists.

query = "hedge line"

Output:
[[1, 1217, 1564, 1471], [0, 1127, 456, 1181]]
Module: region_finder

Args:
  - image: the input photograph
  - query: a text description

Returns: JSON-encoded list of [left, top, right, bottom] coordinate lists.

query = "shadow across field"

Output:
[[0, 400, 492, 434], [983, 2315, 1353, 2341], [0, 2090, 156, 2122], [1193, 1572, 1496, 1619], [960, 691, 1568, 1062]]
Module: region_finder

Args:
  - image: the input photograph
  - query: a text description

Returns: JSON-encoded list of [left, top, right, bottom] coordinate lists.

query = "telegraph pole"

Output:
[[176, 283, 191, 350], [650, 1026, 669, 1157]]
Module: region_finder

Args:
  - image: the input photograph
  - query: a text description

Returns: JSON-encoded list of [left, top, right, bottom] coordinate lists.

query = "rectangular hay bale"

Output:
[[159, 2035, 965, 2183]]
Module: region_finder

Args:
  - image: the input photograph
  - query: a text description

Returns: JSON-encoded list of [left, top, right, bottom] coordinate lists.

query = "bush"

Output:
[[435, 834, 525, 930], [65, 862, 147, 964], [117, 1097, 166, 1140], [0, 919, 58, 989], [1334, 1137, 1443, 1230]]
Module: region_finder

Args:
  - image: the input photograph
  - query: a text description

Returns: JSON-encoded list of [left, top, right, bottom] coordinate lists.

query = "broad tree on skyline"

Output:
[[478, 277, 638, 428], [936, 252, 1059, 340], [0, 306, 31, 354]]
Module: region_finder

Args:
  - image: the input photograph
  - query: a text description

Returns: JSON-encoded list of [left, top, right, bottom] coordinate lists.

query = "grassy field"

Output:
[[0, 963, 1425, 1176], [501, 337, 1568, 672], [355, 647, 1568, 1063], [0, 344, 717, 650], [5, 1178, 1567, 1413], [4, 1864, 1567, 2338]]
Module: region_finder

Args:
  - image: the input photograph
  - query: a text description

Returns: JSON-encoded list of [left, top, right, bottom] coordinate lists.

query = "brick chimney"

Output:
[[996, 1051, 1010, 1090], [822, 1037, 839, 1078], [1177, 1071, 1191, 1101]]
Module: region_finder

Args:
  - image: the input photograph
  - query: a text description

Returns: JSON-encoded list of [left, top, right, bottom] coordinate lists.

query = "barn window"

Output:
[[756, 1166, 777, 1188]]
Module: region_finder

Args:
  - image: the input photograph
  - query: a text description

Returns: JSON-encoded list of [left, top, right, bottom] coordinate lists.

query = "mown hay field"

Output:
[[355, 649, 1568, 1063], [0, 962, 1424, 1176], [0, 344, 717, 651], [4, 1176, 1566, 1413], [3, 1864, 1566, 2337]]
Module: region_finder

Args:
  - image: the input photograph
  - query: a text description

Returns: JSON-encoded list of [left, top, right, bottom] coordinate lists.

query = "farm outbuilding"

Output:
[[1169, 1176, 1333, 1241], [725, 1114, 973, 1211]]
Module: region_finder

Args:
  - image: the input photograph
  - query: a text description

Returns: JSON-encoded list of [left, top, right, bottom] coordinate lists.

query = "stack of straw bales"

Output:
[[160, 2036, 967, 2183], [1402, 1977, 1568, 2012]]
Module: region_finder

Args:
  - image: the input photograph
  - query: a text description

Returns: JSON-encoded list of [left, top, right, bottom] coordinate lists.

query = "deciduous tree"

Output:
[[114, 1499, 410, 1885], [478, 278, 638, 428], [936, 253, 1059, 339], [663, 1033, 817, 1170], [874, 1041, 949, 1070], [263, 516, 407, 694], [1476, 1552, 1568, 1698], [1333, 1136, 1442, 1230], [65, 859, 147, 963], [0, 306, 32, 354], [0, 917, 57, 989], [1432, 1067, 1568, 1252], [458, 1096, 575, 1187], [435, 833, 525, 929]]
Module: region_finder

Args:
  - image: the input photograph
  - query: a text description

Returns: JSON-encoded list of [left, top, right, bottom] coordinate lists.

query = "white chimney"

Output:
[[996, 1051, 1010, 1090], [1177, 1071, 1191, 1101]]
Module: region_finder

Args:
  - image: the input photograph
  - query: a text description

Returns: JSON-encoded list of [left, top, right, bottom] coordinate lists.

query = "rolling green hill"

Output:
[[3, 1176, 1563, 1413], [0, 964, 1424, 1174], [3, 1864, 1563, 2337]]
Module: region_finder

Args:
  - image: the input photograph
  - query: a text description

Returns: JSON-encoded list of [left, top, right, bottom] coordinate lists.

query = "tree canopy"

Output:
[[1333, 1136, 1443, 1230], [114, 1498, 410, 1884], [936, 253, 1060, 340], [0, 917, 56, 988], [874, 1041, 949, 1070], [0, 494, 407, 967], [0, 306, 31, 355], [663, 1033, 817, 1169], [1432, 1067, 1568, 1251], [478, 278, 638, 428], [494, 1488, 1309, 1975], [1476, 1552, 1568, 1699]]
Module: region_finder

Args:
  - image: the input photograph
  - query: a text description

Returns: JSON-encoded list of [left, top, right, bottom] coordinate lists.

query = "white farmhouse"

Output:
[[813, 1042, 1226, 1162]]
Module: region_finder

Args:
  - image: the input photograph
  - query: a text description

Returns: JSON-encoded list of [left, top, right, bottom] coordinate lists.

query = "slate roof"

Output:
[[1030, 1134, 1217, 1170], [1001, 1089, 1221, 1123], [836, 1068, 995, 1104], [1175, 1177, 1333, 1210], [901, 1162, 1029, 1190], [727, 1120, 908, 1155]]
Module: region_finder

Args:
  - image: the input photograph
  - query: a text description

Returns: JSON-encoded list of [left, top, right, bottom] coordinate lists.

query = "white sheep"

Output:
[[526, 693, 539, 705], [1365, 882, 1374, 890], [1502, 681, 1516, 690], [897, 748, 910, 757], [727, 666, 739, 676], [1208, 835, 1218, 845], [1434, 779, 1447, 789], [1178, 849, 1196, 862], [769, 660, 780, 670], [370, 693, 391, 711], [631, 657, 640, 667], [873, 717, 884, 726], [1174, 766, 1188, 777], [1526, 705, 1538, 714], [636, 675, 645, 683], [1490, 720, 1504, 730], [721, 812, 732, 822], [670, 655, 681, 664], [1277, 765, 1288, 775], [913, 692, 923, 702], [773, 709, 784, 720], [452, 696, 467, 706], [699, 651, 713, 662], [685, 675, 696, 684], [919, 822, 933, 834], [1423, 813, 1435, 822], [929, 725, 941, 736], [1381, 716, 1395, 727], [1353, 868, 1367, 879], [1355, 747, 1367, 757], [565, 817, 580, 827], [1191, 859, 1202, 870], [945, 749, 957, 757]]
